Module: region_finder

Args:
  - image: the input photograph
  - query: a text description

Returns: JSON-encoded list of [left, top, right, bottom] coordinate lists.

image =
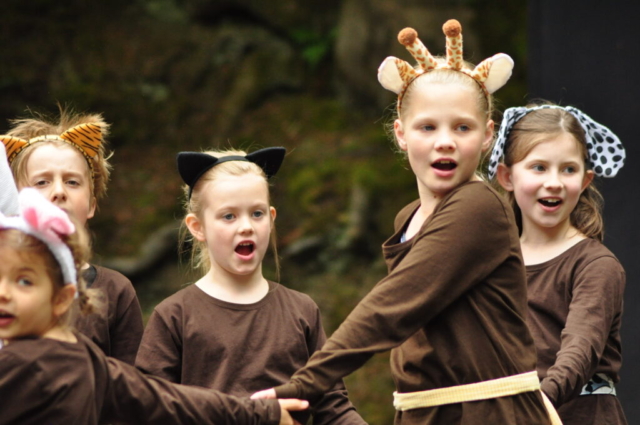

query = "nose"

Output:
[[49, 179, 67, 203], [434, 129, 455, 151], [0, 279, 11, 302], [543, 171, 563, 191], [238, 215, 255, 235]]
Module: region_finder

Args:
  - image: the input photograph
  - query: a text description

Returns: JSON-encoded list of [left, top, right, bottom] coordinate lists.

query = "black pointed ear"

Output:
[[176, 152, 219, 189], [246, 147, 286, 179]]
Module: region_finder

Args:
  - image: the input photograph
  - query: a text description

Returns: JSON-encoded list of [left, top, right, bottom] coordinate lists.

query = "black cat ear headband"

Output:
[[177, 147, 286, 198], [488, 105, 625, 179]]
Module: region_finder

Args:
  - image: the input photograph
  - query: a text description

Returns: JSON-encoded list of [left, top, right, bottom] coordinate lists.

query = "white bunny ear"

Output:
[[378, 56, 409, 94], [482, 53, 514, 94]]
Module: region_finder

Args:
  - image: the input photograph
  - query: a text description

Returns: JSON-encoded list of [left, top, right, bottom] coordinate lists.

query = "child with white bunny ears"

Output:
[[0, 188, 309, 425], [492, 102, 628, 424], [253, 19, 560, 425]]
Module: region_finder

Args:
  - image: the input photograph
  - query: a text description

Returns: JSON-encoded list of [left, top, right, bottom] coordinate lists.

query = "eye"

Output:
[[564, 166, 577, 174], [18, 277, 33, 287], [420, 124, 435, 131], [33, 180, 49, 187], [457, 124, 470, 132], [252, 210, 265, 219], [222, 213, 235, 221], [66, 179, 81, 186], [532, 164, 545, 172]]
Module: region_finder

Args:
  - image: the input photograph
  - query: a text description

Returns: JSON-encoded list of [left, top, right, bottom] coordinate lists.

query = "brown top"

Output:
[[75, 265, 144, 365], [275, 182, 550, 425], [0, 333, 282, 425], [136, 282, 365, 425], [526, 238, 626, 420]]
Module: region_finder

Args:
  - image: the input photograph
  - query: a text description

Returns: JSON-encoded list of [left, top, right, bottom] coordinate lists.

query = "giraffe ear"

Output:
[[59, 123, 103, 158], [478, 53, 514, 94], [378, 57, 416, 94], [0, 136, 29, 162]]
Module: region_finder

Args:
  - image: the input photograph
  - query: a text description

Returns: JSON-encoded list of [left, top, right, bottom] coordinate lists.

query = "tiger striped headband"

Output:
[[0, 123, 103, 178], [378, 19, 514, 113]]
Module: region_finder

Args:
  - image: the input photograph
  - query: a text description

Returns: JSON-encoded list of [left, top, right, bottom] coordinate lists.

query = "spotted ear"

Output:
[[0, 135, 29, 162], [59, 123, 103, 158], [378, 57, 418, 95], [471, 53, 514, 94]]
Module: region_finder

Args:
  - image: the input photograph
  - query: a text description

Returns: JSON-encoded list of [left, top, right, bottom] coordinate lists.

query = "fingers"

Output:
[[250, 388, 276, 399], [278, 399, 310, 411]]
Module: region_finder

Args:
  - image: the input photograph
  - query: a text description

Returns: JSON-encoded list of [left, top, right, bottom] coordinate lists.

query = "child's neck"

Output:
[[520, 220, 586, 265], [196, 268, 269, 304]]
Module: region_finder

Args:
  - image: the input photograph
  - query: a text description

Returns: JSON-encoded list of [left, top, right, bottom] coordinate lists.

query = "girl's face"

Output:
[[186, 173, 276, 279], [23, 143, 96, 227], [497, 133, 594, 235], [394, 81, 493, 201], [0, 246, 58, 340]]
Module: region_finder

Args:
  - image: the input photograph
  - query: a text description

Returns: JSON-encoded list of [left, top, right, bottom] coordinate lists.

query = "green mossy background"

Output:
[[1, 1, 527, 423]]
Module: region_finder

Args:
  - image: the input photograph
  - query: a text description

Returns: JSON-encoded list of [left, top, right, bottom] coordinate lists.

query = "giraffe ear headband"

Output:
[[0, 122, 104, 178], [177, 147, 286, 199], [487, 105, 626, 179], [0, 188, 78, 295], [378, 19, 514, 112]]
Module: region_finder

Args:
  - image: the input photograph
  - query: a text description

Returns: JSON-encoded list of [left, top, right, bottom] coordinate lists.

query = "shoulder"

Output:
[[271, 282, 319, 310], [93, 265, 136, 295], [443, 181, 508, 213], [570, 239, 625, 274], [152, 284, 200, 316]]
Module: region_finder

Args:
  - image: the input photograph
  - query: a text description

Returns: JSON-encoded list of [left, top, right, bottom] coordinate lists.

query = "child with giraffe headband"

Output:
[[491, 102, 628, 424], [253, 19, 559, 424], [0, 107, 144, 365]]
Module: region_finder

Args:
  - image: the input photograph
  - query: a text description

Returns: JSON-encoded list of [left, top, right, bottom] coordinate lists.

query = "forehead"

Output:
[[26, 143, 91, 175], [522, 132, 584, 159], [202, 173, 269, 206], [0, 243, 49, 272], [404, 81, 483, 118]]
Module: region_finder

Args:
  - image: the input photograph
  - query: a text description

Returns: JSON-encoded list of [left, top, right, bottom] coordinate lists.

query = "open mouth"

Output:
[[432, 160, 457, 171], [235, 242, 255, 256], [538, 198, 562, 207]]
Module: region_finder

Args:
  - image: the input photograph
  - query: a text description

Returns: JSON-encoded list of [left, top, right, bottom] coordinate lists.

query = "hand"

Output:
[[277, 399, 309, 425], [250, 388, 276, 399]]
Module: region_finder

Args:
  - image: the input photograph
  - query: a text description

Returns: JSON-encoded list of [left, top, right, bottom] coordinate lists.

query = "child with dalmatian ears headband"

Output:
[[493, 103, 628, 425]]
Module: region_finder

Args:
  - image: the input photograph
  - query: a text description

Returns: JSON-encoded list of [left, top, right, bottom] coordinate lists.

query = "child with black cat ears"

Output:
[[135, 147, 366, 425], [490, 103, 628, 424], [252, 20, 560, 425], [0, 188, 308, 425]]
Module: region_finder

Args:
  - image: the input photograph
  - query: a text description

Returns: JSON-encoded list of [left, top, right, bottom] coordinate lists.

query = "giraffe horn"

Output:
[[443, 19, 464, 70], [398, 28, 438, 72]]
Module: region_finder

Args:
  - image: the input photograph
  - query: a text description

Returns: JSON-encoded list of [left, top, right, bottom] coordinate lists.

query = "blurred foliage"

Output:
[[1, 1, 527, 423]]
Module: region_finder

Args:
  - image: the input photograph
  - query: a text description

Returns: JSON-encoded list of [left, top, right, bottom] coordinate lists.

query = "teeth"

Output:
[[239, 242, 252, 246], [439, 160, 451, 164]]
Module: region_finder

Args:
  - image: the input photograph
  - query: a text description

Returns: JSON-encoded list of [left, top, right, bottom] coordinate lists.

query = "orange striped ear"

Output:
[[59, 123, 102, 158], [0, 136, 29, 162]]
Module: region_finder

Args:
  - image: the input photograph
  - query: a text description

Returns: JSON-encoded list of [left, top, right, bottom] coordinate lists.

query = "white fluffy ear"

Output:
[[378, 56, 405, 94], [483, 53, 514, 94]]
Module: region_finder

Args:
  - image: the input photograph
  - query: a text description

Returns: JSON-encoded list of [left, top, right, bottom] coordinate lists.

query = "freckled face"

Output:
[[394, 82, 493, 200], [23, 144, 95, 226]]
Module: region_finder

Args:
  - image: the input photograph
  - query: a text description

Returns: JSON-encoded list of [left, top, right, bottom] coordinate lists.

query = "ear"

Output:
[[394, 119, 407, 151], [269, 206, 277, 222], [581, 170, 595, 192], [87, 196, 97, 221], [495, 163, 514, 191], [53, 285, 76, 318], [482, 120, 495, 152], [185, 213, 206, 242]]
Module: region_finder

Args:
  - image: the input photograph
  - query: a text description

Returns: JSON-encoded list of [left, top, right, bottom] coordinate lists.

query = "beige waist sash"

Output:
[[393, 371, 562, 424]]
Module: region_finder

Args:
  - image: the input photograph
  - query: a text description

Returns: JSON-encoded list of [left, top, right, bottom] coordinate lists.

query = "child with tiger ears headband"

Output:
[[0, 108, 144, 367]]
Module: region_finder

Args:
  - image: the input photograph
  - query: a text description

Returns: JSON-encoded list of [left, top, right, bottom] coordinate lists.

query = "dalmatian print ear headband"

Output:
[[487, 105, 626, 179]]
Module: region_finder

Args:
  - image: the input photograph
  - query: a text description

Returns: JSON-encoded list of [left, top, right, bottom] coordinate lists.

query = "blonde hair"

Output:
[[0, 221, 96, 327], [498, 103, 604, 241], [179, 149, 280, 279], [7, 107, 112, 203], [387, 60, 494, 169]]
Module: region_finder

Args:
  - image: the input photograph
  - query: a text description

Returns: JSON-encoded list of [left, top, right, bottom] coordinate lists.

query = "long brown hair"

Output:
[[499, 104, 604, 240]]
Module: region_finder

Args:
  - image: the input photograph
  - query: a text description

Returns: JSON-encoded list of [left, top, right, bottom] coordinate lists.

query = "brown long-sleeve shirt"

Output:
[[75, 265, 144, 365], [0, 333, 282, 425], [136, 281, 365, 425], [527, 238, 627, 424], [275, 181, 550, 425]]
